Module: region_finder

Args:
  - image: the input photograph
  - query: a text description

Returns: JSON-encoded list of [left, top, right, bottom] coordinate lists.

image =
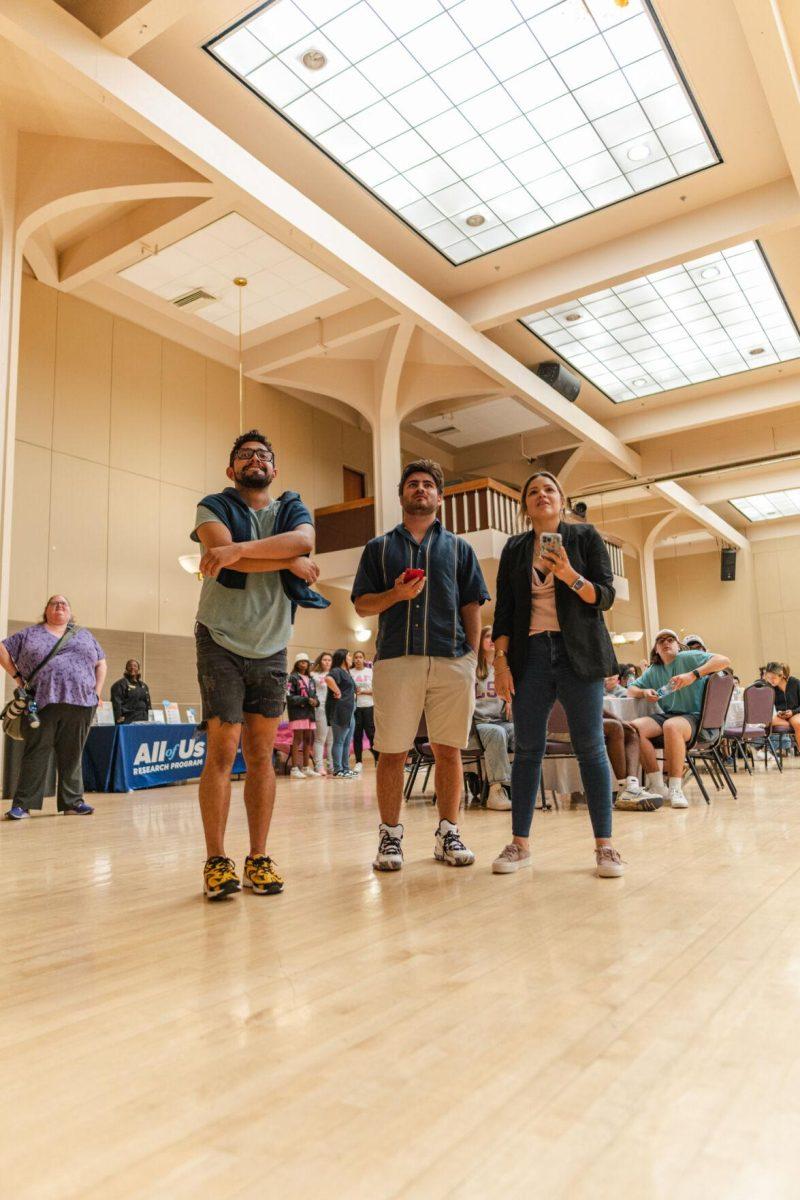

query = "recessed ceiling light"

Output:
[[301, 49, 327, 71], [627, 144, 652, 163], [565, 312, 582, 323], [465, 214, 485, 228], [522, 241, 800, 403], [700, 266, 720, 280], [207, 0, 720, 265]]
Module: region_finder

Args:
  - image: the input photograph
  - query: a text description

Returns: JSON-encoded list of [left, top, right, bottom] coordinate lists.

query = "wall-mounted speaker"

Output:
[[535, 361, 581, 403], [721, 548, 737, 581]]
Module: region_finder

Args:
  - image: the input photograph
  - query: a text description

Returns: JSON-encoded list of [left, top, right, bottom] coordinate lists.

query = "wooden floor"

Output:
[[4, 760, 800, 1200]]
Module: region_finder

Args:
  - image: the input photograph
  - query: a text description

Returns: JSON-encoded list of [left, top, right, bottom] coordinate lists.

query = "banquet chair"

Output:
[[724, 682, 780, 773], [403, 713, 486, 807], [686, 673, 737, 802], [649, 673, 736, 803]]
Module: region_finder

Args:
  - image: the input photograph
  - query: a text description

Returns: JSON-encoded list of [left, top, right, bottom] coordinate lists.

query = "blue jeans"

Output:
[[510, 634, 612, 839], [331, 711, 355, 774]]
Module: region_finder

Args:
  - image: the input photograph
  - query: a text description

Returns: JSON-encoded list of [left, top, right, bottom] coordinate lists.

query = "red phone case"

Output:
[[403, 568, 425, 583]]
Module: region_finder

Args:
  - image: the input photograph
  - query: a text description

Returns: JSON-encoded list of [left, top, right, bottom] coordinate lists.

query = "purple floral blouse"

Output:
[[3, 625, 105, 710]]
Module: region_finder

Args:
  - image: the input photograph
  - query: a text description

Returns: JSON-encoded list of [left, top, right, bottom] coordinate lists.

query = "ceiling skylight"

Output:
[[730, 491, 800, 523], [522, 242, 800, 402], [118, 212, 345, 334], [206, 0, 719, 264]]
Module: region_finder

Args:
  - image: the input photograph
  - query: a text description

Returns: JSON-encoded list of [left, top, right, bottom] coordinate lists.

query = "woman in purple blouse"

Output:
[[0, 595, 106, 819]]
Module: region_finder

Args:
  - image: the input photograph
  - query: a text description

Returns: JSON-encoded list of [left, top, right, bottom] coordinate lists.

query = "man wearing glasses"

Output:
[[191, 430, 328, 900]]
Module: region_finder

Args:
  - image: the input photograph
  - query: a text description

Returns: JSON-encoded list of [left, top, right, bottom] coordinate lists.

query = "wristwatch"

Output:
[[570, 575, 586, 592], [691, 668, 701, 681]]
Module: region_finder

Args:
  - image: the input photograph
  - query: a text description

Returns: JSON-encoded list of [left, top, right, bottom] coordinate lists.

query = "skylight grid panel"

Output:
[[521, 240, 800, 400], [207, 0, 720, 263]]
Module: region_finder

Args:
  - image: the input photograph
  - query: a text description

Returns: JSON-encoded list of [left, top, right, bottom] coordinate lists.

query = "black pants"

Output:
[[353, 705, 378, 764], [15, 704, 95, 811]]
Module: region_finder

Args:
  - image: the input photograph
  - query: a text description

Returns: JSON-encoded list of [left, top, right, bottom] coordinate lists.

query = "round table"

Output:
[[603, 695, 655, 721]]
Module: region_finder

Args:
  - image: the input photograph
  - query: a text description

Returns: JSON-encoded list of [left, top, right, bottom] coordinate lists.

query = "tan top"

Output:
[[529, 567, 560, 635]]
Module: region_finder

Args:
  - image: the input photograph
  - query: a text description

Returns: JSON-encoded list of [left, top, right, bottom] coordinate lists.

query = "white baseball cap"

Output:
[[684, 633, 706, 649], [655, 628, 679, 642]]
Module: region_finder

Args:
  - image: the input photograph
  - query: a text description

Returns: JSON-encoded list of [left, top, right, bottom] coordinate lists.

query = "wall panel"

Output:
[[110, 319, 162, 480], [16, 277, 57, 448], [52, 293, 112, 463], [48, 453, 109, 628], [9, 441, 51, 619], [204, 359, 238, 493], [160, 342, 205, 491], [159, 481, 202, 635], [107, 469, 160, 631]]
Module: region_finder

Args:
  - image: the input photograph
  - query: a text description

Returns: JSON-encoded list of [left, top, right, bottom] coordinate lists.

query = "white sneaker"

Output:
[[304, 766, 320, 777], [596, 847, 625, 877], [289, 767, 306, 779], [669, 789, 689, 808], [353, 763, 363, 774], [615, 778, 663, 811], [373, 823, 404, 871], [434, 819, 475, 867], [486, 782, 512, 811]]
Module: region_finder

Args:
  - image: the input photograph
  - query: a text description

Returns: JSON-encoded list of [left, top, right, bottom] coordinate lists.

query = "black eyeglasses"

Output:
[[235, 448, 273, 463]]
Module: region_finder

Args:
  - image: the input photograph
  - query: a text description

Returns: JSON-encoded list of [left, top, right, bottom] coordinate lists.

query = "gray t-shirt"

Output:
[[194, 500, 292, 659]]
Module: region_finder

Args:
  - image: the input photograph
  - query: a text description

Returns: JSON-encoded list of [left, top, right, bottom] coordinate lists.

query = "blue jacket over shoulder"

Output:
[[191, 487, 330, 617]]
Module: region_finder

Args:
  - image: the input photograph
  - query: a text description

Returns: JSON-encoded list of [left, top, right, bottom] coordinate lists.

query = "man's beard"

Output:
[[238, 466, 269, 488], [403, 496, 437, 515]]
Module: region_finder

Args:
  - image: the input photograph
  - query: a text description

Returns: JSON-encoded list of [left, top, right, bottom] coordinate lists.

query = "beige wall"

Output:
[[11, 276, 372, 646], [655, 546, 762, 681]]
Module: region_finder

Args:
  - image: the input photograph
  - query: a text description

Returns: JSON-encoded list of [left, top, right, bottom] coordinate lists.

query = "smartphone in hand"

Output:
[[403, 568, 425, 583]]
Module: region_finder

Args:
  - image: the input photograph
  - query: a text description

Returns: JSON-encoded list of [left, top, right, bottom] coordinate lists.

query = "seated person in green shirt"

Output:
[[628, 629, 731, 809]]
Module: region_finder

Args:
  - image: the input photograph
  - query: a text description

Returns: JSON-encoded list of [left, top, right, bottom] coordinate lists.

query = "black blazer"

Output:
[[492, 521, 617, 682]]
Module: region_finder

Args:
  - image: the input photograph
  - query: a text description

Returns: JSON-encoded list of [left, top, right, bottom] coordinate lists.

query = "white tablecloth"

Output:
[[603, 695, 653, 721]]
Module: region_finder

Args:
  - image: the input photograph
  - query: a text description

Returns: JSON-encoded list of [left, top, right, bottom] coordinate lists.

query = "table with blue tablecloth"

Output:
[[82, 724, 246, 792]]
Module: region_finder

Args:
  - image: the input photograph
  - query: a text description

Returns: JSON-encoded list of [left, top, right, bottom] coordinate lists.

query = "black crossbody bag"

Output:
[[1, 625, 80, 741]]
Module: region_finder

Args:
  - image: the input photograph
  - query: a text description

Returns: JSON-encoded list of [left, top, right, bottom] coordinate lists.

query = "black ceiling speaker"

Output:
[[721, 548, 737, 581], [535, 361, 581, 403]]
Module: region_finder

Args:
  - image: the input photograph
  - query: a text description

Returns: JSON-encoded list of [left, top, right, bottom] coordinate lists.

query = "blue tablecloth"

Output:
[[82, 725, 118, 792], [82, 724, 246, 792]]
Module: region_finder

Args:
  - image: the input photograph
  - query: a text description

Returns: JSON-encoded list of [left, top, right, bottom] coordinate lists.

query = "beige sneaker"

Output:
[[595, 846, 625, 878], [492, 843, 532, 874], [486, 782, 512, 811]]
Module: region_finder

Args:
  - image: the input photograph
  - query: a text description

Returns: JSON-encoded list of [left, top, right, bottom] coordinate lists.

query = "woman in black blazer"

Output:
[[490, 472, 624, 879]]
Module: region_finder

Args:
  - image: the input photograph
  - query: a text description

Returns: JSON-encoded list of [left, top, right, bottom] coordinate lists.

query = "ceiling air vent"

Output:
[[171, 288, 217, 313], [429, 424, 458, 436]]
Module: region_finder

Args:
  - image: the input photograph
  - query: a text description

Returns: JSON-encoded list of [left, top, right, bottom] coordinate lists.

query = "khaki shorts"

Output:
[[372, 652, 478, 753]]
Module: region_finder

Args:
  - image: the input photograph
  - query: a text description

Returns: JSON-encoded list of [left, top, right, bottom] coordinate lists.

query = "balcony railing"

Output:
[[314, 477, 625, 574]]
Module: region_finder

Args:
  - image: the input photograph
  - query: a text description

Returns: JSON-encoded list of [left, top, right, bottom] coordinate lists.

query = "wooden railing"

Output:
[[441, 478, 522, 536], [314, 478, 626, 578]]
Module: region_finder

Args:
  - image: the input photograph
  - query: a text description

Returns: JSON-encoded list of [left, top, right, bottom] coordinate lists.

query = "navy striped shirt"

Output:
[[351, 521, 489, 661]]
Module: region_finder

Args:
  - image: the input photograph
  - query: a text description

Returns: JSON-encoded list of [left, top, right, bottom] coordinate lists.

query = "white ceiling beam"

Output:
[[103, 1, 200, 56], [58, 195, 208, 289], [0, 0, 640, 479], [244, 301, 400, 373], [449, 178, 800, 331], [606, 373, 800, 442], [690, 463, 800, 505], [733, 0, 800, 196], [650, 480, 748, 550]]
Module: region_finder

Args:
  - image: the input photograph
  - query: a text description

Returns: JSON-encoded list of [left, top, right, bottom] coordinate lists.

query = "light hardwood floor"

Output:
[[4, 762, 800, 1199]]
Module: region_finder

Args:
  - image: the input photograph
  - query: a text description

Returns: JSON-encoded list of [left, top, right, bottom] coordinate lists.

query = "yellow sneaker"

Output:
[[203, 856, 240, 900], [243, 854, 284, 895]]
